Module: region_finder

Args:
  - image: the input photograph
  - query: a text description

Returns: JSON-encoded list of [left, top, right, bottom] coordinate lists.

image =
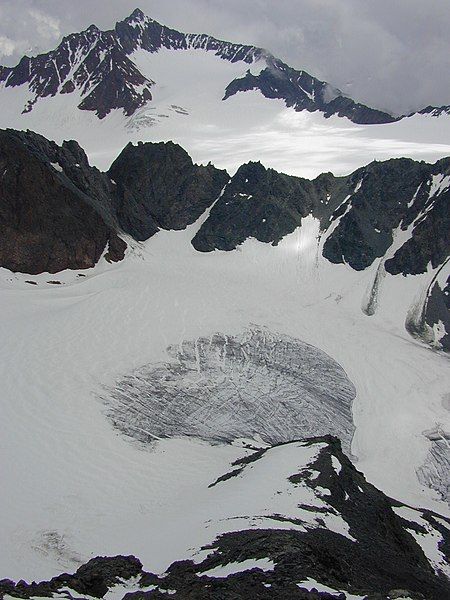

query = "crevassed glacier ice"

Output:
[[103, 326, 356, 450]]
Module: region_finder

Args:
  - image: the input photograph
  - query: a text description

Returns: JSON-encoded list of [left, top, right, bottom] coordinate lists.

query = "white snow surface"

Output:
[[297, 578, 366, 599], [199, 558, 275, 578], [50, 162, 63, 173], [196, 441, 356, 544], [0, 215, 449, 582], [1, 47, 450, 177], [331, 455, 343, 475], [429, 173, 450, 198], [392, 506, 450, 578]]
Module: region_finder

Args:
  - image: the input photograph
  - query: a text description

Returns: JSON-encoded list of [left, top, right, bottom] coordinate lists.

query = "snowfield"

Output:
[[0, 213, 449, 582], [2, 46, 450, 177]]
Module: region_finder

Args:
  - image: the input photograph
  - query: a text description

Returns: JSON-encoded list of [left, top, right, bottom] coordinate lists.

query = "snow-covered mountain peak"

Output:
[[1, 10, 450, 185], [0, 8, 400, 128], [119, 7, 163, 31], [126, 7, 148, 23]]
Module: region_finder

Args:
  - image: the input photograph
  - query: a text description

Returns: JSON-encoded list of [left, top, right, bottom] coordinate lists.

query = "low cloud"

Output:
[[28, 9, 61, 42], [0, 35, 16, 57]]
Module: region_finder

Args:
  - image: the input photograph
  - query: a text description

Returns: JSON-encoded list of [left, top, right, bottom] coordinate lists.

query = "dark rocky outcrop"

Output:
[[1, 438, 449, 600], [1, 129, 448, 293], [384, 159, 450, 276], [181, 437, 450, 600], [0, 129, 125, 274], [76, 44, 154, 119], [0, 555, 143, 599], [193, 155, 450, 283], [0, 131, 227, 273], [108, 141, 229, 240], [323, 159, 426, 271], [192, 162, 344, 252], [424, 276, 450, 351], [224, 60, 398, 126], [323, 158, 450, 274], [405, 269, 450, 351], [0, 130, 228, 273]]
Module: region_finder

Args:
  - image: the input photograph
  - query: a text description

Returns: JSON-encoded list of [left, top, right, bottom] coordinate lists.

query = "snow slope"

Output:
[[2, 45, 450, 177], [0, 214, 449, 582]]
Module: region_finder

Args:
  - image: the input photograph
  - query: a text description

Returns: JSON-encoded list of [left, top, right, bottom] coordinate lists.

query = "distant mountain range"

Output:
[[1, 8, 448, 127]]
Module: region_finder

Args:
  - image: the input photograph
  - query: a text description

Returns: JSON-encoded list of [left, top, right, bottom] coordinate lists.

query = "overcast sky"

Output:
[[0, 0, 448, 114]]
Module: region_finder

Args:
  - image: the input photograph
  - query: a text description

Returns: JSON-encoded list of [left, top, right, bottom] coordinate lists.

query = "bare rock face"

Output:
[[193, 155, 450, 280], [424, 278, 450, 351], [191, 162, 343, 252], [108, 140, 229, 239], [0, 129, 125, 274], [0, 130, 230, 273], [0, 131, 228, 273], [323, 158, 450, 274], [0, 555, 144, 599]]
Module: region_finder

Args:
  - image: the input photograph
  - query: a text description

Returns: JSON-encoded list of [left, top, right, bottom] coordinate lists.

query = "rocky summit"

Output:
[[108, 140, 228, 239]]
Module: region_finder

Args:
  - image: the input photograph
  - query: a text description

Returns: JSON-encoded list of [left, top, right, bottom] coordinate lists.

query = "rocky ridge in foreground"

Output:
[[1, 438, 449, 600]]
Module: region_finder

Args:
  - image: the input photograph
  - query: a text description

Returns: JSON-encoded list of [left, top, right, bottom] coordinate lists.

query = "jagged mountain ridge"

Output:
[[0, 130, 227, 272], [0, 128, 448, 351], [108, 140, 229, 239], [4, 127, 449, 279], [1, 437, 449, 599], [191, 157, 450, 278], [0, 8, 399, 125]]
